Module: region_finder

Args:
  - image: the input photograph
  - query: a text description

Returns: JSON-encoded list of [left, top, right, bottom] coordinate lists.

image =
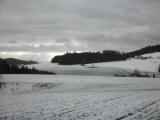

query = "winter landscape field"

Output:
[[1, 52, 160, 120], [28, 52, 160, 76], [1, 0, 160, 119], [0, 74, 160, 120]]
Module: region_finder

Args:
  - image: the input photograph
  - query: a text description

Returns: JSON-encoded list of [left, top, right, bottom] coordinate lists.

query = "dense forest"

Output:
[[0, 58, 55, 74], [51, 51, 126, 65], [51, 45, 160, 65]]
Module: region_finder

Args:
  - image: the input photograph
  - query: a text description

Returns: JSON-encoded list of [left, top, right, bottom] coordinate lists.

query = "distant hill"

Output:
[[0, 58, 55, 74], [125, 45, 160, 58], [51, 44, 160, 65], [4, 58, 38, 65]]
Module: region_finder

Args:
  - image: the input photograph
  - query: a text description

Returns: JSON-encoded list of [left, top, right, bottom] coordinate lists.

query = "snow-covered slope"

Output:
[[94, 58, 159, 73], [141, 52, 160, 59], [92, 52, 160, 73], [28, 52, 160, 76]]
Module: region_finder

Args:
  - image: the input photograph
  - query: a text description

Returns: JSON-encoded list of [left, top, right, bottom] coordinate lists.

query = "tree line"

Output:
[[0, 58, 55, 74], [51, 45, 160, 65], [51, 51, 126, 65]]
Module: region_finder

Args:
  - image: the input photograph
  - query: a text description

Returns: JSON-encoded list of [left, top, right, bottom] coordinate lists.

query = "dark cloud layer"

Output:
[[0, 0, 160, 61]]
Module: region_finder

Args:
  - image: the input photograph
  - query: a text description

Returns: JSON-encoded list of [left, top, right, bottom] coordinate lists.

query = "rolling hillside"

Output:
[[4, 58, 38, 65], [28, 52, 160, 77]]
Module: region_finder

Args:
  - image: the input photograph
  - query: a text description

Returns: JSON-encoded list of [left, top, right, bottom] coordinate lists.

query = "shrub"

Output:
[[114, 69, 150, 77], [114, 74, 127, 77], [129, 69, 150, 77]]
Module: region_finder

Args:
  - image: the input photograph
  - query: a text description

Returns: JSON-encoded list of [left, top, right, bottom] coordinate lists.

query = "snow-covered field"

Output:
[[1, 74, 160, 120], [0, 52, 160, 119], [28, 52, 160, 76]]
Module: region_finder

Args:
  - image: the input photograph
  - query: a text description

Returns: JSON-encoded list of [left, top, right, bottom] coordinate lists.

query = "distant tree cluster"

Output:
[[51, 51, 126, 65], [51, 45, 160, 65], [125, 45, 160, 58], [0, 58, 55, 74]]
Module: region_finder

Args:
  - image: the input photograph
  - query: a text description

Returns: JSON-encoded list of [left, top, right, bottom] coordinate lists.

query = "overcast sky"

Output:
[[0, 0, 160, 61]]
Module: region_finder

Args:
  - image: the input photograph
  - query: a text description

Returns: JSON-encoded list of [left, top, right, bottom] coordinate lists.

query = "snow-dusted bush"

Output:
[[114, 70, 150, 78], [130, 69, 150, 77]]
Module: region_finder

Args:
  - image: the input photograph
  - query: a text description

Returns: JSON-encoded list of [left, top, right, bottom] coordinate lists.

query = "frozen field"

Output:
[[0, 74, 160, 120]]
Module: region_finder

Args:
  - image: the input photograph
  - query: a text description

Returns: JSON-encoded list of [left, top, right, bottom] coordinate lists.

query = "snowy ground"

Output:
[[1, 52, 160, 119], [0, 74, 160, 120], [27, 52, 160, 76]]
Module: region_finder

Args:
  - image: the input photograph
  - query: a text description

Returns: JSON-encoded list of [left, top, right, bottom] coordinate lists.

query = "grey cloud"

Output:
[[0, 0, 160, 61]]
